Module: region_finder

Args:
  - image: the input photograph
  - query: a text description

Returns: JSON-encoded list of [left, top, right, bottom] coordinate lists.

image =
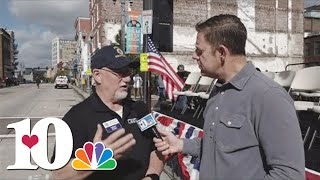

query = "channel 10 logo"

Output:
[[6, 118, 73, 170]]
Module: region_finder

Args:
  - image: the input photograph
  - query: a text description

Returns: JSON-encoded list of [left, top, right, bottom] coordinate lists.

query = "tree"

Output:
[[11, 32, 19, 70]]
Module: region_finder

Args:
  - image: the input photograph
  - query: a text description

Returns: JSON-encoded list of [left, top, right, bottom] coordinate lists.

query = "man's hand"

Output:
[[93, 124, 136, 160], [153, 127, 183, 156]]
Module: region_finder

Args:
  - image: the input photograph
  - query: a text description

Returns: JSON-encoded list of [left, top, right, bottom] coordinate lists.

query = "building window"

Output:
[[315, 41, 320, 55], [305, 43, 311, 56]]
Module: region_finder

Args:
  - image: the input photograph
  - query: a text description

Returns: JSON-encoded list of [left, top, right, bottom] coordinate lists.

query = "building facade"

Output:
[[304, 35, 320, 63], [74, 17, 91, 76], [97, 0, 304, 72], [51, 38, 77, 71], [0, 28, 13, 80], [304, 5, 320, 64], [304, 5, 320, 37]]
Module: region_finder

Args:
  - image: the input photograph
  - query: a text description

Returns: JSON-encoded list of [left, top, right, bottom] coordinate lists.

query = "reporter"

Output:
[[154, 14, 305, 180]]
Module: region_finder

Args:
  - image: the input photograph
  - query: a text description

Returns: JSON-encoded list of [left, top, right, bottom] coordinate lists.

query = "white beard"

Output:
[[114, 91, 128, 100]]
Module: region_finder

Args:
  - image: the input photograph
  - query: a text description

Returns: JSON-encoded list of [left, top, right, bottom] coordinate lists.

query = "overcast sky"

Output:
[[0, 0, 88, 68], [0, 0, 319, 68]]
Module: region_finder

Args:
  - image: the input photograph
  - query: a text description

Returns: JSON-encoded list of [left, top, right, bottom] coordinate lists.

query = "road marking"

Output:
[[0, 133, 56, 138], [0, 116, 63, 120], [28, 174, 51, 180]]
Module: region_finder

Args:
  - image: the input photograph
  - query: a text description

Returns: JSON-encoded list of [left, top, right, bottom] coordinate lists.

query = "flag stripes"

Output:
[[147, 36, 184, 99]]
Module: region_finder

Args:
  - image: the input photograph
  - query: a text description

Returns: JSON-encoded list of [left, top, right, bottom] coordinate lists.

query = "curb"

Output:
[[70, 85, 89, 99]]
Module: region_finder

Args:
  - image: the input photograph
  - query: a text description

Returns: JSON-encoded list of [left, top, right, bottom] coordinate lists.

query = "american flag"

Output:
[[153, 111, 203, 180], [147, 36, 184, 99]]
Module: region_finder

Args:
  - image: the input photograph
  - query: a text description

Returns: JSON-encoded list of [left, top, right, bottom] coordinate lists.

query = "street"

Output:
[[0, 84, 176, 180], [0, 83, 83, 180]]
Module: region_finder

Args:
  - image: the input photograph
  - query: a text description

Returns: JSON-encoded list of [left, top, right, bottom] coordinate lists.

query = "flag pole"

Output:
[[143, 0, 152, 112]]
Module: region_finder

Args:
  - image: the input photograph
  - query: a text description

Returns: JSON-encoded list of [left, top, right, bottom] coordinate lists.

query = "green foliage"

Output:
[[55, 69, 70, 78]]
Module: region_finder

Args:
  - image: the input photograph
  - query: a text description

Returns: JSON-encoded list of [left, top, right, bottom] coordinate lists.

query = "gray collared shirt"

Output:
[[183, 62, 305, 180]]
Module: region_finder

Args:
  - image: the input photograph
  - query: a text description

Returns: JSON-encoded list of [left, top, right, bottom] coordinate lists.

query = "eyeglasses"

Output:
[[100, 68, 131, 78]]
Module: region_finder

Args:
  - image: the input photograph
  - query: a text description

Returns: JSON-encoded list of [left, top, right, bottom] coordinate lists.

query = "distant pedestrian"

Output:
[[35, 77, 41, 89], [133, 73, 143, 100], [81, 75, 86, 91], [175, 65, 190, 110], [157, 75, 166, 101]]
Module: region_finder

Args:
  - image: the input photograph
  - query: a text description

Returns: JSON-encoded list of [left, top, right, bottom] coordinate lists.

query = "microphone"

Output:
[[132, 101, 163, 140]]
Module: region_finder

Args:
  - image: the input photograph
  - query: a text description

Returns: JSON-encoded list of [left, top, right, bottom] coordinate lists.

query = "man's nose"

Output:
[[123, 75, 131, 82], [192, 52, 199, 61]]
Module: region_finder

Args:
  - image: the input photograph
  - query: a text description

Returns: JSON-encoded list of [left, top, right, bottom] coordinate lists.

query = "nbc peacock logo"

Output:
[[72, 142, 117, 170]]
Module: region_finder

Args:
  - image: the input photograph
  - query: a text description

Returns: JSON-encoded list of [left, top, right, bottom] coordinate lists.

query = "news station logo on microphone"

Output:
[[137, 114, 157, 131]]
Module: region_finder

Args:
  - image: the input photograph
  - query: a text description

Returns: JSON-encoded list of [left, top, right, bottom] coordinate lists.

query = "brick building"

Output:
[[0, 28, 13, 80], [87, 0, 304, 72], [74, 17, 91, 75], [304, 35, 320, 63], [304, 5, 320, 64], [304, 5, 320, 37], [51, 38, 77, 72]]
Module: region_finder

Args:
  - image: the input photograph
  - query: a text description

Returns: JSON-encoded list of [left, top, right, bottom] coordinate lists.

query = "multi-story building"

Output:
[[304, 5, 320, 64], [74, 17, 91, 76], [304, 5, 320, 37], [51, 38, 77, 72], [89, 0, 109, 53], [96, 0, 304, 72], [0, 28, 13, 80], [304, 34, 320, 63]]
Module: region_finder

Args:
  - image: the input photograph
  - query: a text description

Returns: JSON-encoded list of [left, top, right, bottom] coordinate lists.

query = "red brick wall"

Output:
[[0, 35, 3, 79], [254, 0, 303, 33], [304, 35, 320, 63], [305, 18, 320, 33], [174, 0, 207, 26]]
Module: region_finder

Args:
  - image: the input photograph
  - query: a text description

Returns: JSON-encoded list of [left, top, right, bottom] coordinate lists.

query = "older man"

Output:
[[52, 45, 164, 180], [154, 14, 305, 180]]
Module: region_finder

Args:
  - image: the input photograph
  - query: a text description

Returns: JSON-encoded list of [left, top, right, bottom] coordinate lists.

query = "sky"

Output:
[[0, 0, 88, 68], [0, 0, 319, 68]]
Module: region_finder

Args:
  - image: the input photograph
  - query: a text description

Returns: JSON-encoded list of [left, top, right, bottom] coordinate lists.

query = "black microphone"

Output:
[[132, 101, 163, 140]]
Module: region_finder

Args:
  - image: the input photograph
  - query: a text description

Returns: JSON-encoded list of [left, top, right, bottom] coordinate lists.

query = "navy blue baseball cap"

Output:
[[91, 45, 140, 70]]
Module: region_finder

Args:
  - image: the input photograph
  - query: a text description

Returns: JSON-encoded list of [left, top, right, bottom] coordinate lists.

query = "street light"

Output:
[[81, 32, 93, 93]]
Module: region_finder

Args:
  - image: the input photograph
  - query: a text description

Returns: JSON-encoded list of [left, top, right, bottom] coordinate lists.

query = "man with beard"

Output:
[[51, 45, 164, 180]]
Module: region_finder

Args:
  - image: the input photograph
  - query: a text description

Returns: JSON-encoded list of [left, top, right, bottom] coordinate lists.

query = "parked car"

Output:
[[54, 76, 69, 89], [4, 77, 19, 86], [0, 79, 5, 88]]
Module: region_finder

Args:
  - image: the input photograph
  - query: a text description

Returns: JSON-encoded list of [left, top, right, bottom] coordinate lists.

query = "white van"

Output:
[[54, 76, 69, 89]]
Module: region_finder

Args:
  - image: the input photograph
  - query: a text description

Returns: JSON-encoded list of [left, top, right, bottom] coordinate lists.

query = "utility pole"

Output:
[[143, 0, 152, 112], [120, 0, 126, 51], [113, 0, 127, 51]]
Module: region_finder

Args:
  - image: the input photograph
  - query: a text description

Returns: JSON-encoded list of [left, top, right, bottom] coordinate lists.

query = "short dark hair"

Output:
[[177, 64, 184, 71], [195, 14, 247, 56]]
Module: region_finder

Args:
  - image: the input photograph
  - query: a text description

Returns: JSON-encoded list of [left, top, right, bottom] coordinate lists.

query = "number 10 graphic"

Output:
[[7, 118, 73, 170]]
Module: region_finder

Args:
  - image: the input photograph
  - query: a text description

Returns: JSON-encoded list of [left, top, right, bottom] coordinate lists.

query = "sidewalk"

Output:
[[70, 85, 180, 180], [71, 85, 165, 111]]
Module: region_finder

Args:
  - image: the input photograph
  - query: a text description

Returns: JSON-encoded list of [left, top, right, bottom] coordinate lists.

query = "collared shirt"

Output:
[[183, 62, 305, 180], [51, 93, 154, 180]]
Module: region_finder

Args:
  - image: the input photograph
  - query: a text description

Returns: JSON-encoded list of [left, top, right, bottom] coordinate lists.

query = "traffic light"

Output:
[[38, 67, 40, 70], [46, 67, 48, 70]]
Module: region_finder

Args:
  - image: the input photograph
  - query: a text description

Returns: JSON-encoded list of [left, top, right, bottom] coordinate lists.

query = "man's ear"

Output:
[[92, 69, 101, 84], [216, 45, 226, 65], [216, 45, 228, 57]]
